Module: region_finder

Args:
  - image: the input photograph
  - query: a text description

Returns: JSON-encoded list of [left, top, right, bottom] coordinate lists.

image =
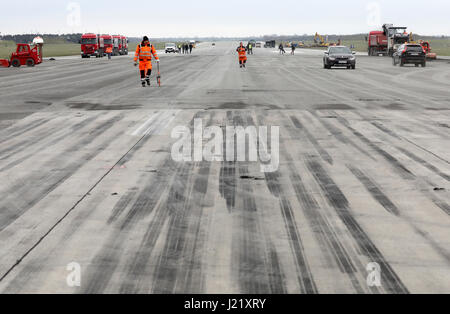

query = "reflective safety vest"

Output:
[[135, 44, 157, 62], [237, 47, 246, 57]]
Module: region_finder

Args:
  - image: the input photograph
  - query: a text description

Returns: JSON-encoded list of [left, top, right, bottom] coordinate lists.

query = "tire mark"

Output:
[[0, 118, 49, 145], [290, 115, 333, 165], [150, 162, 210, 293], [0, 114, 100, 172], [335, 114, 414, 180], [264, 171, 318, 293], [311, 112, 376, 161], [0, 114, 125, 232], [395, 147, 450, 182], [219, 111, 237, 211], [82, 157, 177, 293], [306, 159, 409, 294], [347, 165, 400, 216], [232, 165, 271, 294]]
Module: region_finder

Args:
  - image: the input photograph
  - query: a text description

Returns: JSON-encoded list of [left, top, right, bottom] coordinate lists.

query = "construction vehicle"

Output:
[[0, 37, 44, 68], [368, 31, 388, 55], [368, 24, 409, 56], [419, 41, 437, 60], [313, 33, 330, 47], [80, 33, 104, 58]]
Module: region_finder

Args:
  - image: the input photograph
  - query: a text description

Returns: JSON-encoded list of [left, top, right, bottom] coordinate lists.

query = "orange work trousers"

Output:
[[139, 60, 152, 71]]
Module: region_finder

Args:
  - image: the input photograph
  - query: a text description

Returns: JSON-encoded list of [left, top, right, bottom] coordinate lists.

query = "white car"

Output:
[[165, 43, 177, 53]]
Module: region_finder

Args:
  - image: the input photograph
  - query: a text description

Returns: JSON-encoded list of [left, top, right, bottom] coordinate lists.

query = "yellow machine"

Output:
[[314, 33, 330, 47]]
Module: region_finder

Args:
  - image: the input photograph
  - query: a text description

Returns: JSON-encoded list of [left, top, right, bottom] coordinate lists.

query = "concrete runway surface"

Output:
[[0, 42, 449, 294]]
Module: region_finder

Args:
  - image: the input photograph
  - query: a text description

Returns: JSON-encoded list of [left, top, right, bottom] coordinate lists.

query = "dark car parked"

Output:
[[323, 46, 356, 69], [392, 44, 426, 67]]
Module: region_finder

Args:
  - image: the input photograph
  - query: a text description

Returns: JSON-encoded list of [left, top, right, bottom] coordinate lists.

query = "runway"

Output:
[[0, 42, 449, 293]]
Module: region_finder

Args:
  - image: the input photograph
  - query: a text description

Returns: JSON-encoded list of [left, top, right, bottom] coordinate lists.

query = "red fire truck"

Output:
[[80, 33, 104, 58], [99, 34, 113, 57], [120, 36, 129, 55]]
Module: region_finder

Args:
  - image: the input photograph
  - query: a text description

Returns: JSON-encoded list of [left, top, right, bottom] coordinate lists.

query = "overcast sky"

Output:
[[1, 0, 449, 37]]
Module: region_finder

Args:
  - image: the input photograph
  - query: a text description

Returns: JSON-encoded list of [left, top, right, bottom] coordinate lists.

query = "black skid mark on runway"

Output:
[[226, 111, 287, 294], [219, 111, 237, 211], [264, 170, 328, 294], [0, 118, 49, 145], [149, 162, 211, 294], [257, 113, 364, 291], [335, 115, 414, 180], [396, 147, 450, 182], [0, 114, 125, 232], [287, 167, 365, 293], [0, 114, 100, 172], [347, 165, 400, 216], [120, 112, 214, 294], [290, 115, 333, 165], [311, 112, 376, 161], [220, 163, 236, 211], [232, 165, 272, 294], [82, 157, 177, 293], [306, 159, 409, 294]]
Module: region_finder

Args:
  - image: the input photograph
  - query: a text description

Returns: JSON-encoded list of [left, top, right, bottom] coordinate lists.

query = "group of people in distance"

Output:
[[179, 43, 194, 54]]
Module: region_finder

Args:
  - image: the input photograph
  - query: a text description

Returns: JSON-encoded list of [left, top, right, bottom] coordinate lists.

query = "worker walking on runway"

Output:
[[106, 46, 113, 59], [279, 43, 286, 55], [134, 36, 159, 87], [236, 42, 247, 68]]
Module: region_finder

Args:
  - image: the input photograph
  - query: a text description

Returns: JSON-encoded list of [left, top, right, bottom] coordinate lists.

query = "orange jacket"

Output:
[[106, 47, 113, 53], [134, 43, 159, 62], [237, 46, 247, 57]]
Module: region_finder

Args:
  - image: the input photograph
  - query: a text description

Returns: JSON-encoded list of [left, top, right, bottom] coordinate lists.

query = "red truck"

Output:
[[112, 35, 129, 56], [368, 24, 409, 56], [121, 35, 129, 55], [113, 35, 121, 56], [368, 31, 388, 56], [80, 33, 104, 58], [100, 34, 113, 57]]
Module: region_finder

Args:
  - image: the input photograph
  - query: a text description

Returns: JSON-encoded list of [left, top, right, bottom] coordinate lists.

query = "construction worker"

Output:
[[247, 42, 253, 55], [134, 36, 159, 87], [236, 42, 247, 68], [106, 46, 113, 60]]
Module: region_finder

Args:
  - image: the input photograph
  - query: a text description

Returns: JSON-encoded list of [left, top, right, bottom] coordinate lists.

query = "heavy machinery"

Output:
[[80, 33, 104, 58], [0, 37, 44, 68], [368, 24, 409, 56], [419, 41, 437, 60], [314, 33, 329, 47], [368, 30, 388, 55]]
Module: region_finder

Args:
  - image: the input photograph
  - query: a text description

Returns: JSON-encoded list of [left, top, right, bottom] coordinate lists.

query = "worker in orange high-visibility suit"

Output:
[[236, 42, 247, 68], [106, 46, 113, 60], [134, 36, 159, 87]]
